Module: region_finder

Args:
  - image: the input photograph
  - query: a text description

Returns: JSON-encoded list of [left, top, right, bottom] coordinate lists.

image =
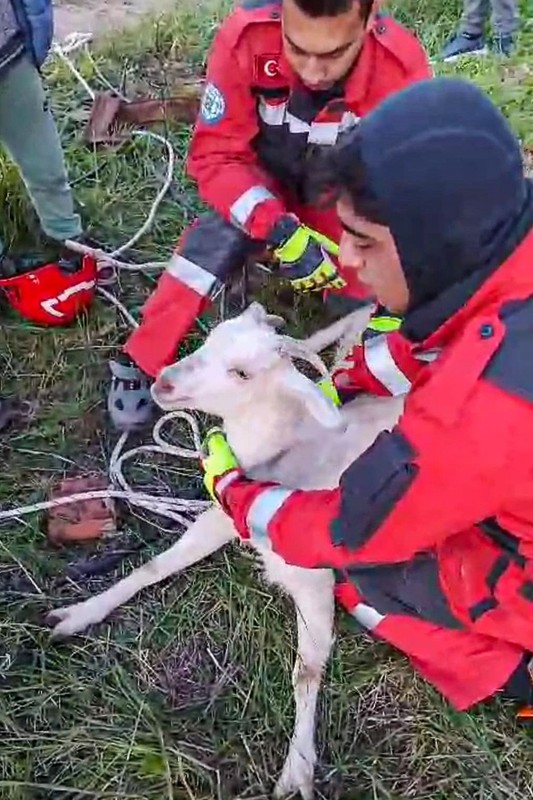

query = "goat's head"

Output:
[[151, 301, 342, 428]]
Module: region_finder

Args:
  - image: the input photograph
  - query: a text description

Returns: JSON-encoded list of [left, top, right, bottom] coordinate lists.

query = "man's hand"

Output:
[[269, 215, 346, 293], [201, 427, 240, 502]]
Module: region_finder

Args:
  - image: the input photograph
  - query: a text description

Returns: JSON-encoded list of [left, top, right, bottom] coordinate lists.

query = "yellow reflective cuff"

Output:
[[317, 378, 341, 407], [367, 315, 403, 333]]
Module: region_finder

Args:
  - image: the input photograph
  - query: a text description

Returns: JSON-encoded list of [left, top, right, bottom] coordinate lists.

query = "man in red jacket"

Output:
[[107, 0, 431, 430], [196, 77, 533, 712]]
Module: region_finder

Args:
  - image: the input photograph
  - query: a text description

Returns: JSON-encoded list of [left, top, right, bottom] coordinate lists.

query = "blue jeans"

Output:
[[460, 0, 519, 36]]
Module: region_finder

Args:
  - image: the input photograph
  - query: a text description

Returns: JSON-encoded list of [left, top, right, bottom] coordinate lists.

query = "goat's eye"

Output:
[[230, 368, 250, 381]]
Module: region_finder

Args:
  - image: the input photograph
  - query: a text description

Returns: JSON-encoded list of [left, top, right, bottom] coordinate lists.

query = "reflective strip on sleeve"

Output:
[[351, 602, 385, 631], [229, 185, 277, 227], [166, 253, 217, 297], [215, 469, 241, 496], [363, 334, 412, 396], [246, 486, 294, 547]]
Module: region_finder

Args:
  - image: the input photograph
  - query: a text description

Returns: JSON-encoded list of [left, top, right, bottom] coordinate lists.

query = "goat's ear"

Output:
[[282, 370, 343, 429], [245, 301, 285, 330]]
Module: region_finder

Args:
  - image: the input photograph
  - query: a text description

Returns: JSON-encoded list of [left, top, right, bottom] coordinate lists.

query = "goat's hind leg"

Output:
[[265, 558, 335, 800], [46, 507, 236, 639]]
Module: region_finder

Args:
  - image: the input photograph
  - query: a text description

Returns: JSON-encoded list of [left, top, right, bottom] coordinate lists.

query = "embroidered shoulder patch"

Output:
[[200, 83, 226, 124]]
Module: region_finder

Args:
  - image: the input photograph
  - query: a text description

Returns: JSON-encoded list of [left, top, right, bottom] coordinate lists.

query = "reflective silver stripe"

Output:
[[285, 112, 310, 134], [352, 602, 385, 630], [258, 99, 287, 126], [258, 100, 359, 146], [216, 469, 241, 496], [258, 100, 310, 134], [246, 486, 294, 547], [166, 253, 217, 297], [364, 334, 412, 396], [229, 185, 277, 227], [308, 121, 340, 145], [308, 113, 360, 145]]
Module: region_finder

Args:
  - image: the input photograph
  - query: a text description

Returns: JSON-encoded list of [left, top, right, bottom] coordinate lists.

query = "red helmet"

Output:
[[0, 255, 97, 326]]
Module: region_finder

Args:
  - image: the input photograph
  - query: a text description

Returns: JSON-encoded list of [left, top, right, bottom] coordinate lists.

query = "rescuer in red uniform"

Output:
[[197, 77, 533, 711], [107, 0, 431, 430]]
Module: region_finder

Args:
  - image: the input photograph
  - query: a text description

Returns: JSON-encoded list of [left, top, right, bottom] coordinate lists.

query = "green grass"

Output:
[[1, 0, 533, 797]]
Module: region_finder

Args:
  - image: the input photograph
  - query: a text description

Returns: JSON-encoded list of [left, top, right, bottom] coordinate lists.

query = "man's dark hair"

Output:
[[311, 128, 385, 224], [292, 0, 374, 21]]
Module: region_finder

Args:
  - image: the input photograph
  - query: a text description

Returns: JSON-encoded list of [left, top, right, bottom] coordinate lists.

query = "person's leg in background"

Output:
[[490, 0, 519, 55], [440, 0, 490, 61], [0, 55, 83, 260], [109, 211, 261, 431]]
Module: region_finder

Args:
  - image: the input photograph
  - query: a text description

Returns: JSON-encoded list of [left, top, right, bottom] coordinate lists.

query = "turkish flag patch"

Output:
[[254, 54, 284, 83]]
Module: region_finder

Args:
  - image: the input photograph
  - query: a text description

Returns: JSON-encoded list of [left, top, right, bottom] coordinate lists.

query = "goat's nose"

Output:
[[154, 375, 174, 394]]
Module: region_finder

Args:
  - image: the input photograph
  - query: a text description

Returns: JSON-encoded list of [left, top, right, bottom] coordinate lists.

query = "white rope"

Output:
[[0, 412, 210, 527], [0, 35, 212, 531]]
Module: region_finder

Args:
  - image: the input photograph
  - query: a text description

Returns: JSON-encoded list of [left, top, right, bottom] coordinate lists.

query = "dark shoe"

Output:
[[41, 233, 102, 273], [107, 355, 156, 431], [0, 254, 18, 278], [491, 34, 515, 57], [440, 31, 488, 62]]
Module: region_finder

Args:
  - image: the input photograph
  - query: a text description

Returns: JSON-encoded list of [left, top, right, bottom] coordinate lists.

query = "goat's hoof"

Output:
[[45, 601, 101, 640], [273, 752, 315, 800]]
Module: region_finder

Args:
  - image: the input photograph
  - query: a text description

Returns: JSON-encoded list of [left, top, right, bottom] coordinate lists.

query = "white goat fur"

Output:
[[47, 302, 405, 799]]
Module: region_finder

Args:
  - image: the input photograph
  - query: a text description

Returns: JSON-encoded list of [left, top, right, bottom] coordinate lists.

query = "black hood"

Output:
[[355, 77, 533, 341]]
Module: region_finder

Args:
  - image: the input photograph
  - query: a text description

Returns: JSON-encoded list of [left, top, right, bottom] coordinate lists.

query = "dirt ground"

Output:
[[52, 0, 177, 42]]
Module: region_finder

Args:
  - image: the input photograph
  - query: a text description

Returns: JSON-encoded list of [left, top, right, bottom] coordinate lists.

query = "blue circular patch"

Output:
[[200, 83, 226, 125]]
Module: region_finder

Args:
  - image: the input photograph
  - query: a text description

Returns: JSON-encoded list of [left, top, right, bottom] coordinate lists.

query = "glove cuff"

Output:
[[317, 377, 341, 407], [213, 468, 243, 503], [267, 214, 301, 249]]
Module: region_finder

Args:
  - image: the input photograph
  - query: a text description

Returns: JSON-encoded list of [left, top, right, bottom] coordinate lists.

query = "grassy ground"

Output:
[[1, 0, 533, 797]]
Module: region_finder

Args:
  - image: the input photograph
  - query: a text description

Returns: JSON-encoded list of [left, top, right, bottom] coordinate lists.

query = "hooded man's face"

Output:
[[337, 195, 409, 314]]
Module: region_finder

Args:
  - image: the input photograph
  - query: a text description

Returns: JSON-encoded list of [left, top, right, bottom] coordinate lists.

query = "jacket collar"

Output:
[[418, 227, 533, 352]]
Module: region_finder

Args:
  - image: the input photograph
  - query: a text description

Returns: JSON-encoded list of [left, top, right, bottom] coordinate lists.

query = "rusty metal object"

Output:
[[46, 475, 117, 544], [84, 83, 204, 146]]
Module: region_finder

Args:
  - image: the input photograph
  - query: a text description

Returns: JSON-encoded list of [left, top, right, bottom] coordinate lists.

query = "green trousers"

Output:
[[0, 55, 81, 252]]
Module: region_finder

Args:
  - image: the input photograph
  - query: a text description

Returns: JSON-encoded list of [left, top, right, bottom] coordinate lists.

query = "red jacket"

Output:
[[216, 229, 533, 709], [187, 1, 431, 242]]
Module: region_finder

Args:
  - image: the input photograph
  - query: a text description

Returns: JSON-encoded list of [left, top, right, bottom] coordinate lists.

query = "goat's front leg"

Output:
[[46, 507, 236, 639], [264, 556, 335, 800]]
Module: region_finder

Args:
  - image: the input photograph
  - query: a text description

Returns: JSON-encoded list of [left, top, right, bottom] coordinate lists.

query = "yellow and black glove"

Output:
[[201, 427, 240, 503], [268, 215, 346, 293]]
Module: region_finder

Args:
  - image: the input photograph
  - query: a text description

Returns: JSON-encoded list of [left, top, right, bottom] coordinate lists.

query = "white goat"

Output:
[[47, 302, 404, 799]]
